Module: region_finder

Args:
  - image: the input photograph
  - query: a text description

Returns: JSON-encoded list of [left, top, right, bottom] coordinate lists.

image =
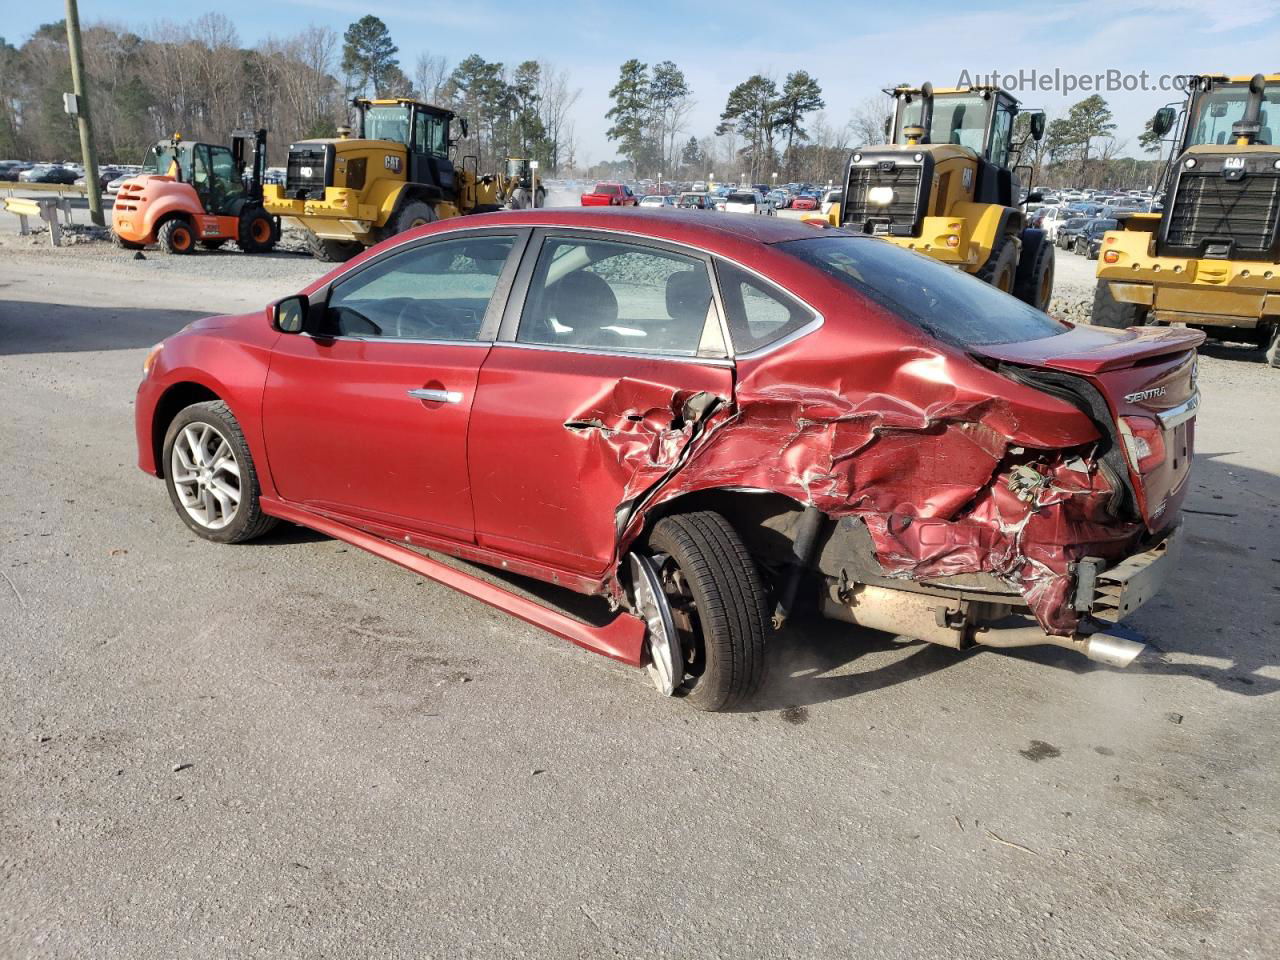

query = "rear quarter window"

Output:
[[782, 235, 1067, 347], [715, 260, 815, 353]]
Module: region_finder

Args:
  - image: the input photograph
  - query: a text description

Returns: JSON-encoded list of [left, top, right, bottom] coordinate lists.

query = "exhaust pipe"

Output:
[[1081, 631, 1146, 668], [1232, 73, 1268, 145], [822, 586, 1147, 667]]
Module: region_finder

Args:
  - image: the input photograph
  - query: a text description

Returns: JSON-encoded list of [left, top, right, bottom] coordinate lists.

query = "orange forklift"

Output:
[[112, 129, 278, 254]]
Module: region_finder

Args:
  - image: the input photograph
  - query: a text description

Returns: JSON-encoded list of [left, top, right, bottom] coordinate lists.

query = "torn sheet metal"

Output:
[[563, 340, 1156, 636]]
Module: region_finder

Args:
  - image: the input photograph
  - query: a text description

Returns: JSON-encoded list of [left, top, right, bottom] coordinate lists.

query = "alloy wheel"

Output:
[[170, 422, 242, 530]]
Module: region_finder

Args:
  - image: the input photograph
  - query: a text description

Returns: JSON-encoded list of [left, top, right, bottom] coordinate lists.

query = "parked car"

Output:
[[135, 211, 1200, 711], [1078, 218, 1118, 259], [639, 194, 676, 208], [75, 167, 120, 190], [767, 189, 790, 209], [106, 170, 137, 196], [723, 190, 771, 215], [581, 182, 638, 206], [790, 193, 819, 211], [0, 161, 28, 181], [677, 191, 715, 210], [820, 189, 843, 216], [1056, 217, 1092, 252], [19, 164, 78, 184]]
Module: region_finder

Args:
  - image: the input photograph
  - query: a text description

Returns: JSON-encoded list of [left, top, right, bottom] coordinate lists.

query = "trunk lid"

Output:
[[976, 324, 1205, 531]]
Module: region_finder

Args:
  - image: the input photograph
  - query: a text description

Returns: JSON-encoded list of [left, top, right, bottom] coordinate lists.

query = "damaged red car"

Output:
[[136, 210, 1202, 710]]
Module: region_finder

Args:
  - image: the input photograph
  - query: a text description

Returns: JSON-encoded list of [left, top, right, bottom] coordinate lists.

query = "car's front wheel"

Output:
[[162, 401, 278, 544], [636, 511, 770, 711]]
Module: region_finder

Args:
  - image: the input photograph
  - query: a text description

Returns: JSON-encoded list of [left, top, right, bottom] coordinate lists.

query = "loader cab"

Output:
[[1175, 74, 1280, 149], [892, 86, 1023, 168], [354, 98, 460, 199]]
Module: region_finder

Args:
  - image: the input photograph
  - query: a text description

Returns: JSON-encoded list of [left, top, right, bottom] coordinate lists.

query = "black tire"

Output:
[[200, 238, 229, 250], [1013, 228, 1054, 312], [646, 511, 770, 711], [1091, 279, 1151, 328], [162, 400, 278, 544], [157, 218, 196, 255], [507, 188, 528, 210], [305, 233, 362, 263], [534, 187, 546, 208], [976, 233, 1019, 294], [388, 200, 436, 236], [1086, 244, 1099, 261], [1264, 322, 1280, 368], [237, 208, 276, 253], [111, 230, 144, 250]]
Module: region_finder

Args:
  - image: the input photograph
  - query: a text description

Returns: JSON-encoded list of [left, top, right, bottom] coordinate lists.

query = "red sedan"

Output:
[[136, 210, 1200, 710], [790, 194, 819, 211], [580, 182, 638, 206]]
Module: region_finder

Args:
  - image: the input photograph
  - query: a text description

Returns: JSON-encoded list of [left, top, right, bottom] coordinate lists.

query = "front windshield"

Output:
[[899, 93, 988, 152], [782, 235, 1067, 347], [363, 105, 412, 145], [1188, 83, 1280, 146], [142, 143, 191, 180]]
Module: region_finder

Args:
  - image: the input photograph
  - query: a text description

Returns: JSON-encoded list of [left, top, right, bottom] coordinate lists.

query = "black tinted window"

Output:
[[782, 235, 1067, 347]]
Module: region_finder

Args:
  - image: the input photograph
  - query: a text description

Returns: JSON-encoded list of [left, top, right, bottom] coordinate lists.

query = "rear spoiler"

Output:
[[975, 325, 1205, 375]]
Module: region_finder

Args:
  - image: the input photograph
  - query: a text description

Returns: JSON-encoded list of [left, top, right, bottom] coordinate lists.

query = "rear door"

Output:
[[261, 229, 526, 542], [467, 229, 735, 576]]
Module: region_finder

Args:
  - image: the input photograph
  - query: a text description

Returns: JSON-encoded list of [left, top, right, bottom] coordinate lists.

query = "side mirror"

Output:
[[1152, 106, 1176, 137], [273, 294, 308, 334], [1026, 190, 1044, 204], [883, 116, 892, 139], [1029, 111, 1046, 142], [459, 117, 470, 139]]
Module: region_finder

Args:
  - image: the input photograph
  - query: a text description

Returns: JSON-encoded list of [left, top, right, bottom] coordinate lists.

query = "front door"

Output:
[[468, 231, 735, 576], [261, 230, 523, 542]]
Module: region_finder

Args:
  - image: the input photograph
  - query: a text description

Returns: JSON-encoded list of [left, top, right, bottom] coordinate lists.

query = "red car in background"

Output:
[[790, 193, 819, 211], [581, 182, 638, 206], [135, 210, 1199, 711]]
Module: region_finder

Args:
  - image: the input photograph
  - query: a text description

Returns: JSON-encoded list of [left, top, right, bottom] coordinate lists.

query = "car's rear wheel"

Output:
[[162, 401, 278, 544], [637, 511, 770, 711], [157, 219, 195, 255]]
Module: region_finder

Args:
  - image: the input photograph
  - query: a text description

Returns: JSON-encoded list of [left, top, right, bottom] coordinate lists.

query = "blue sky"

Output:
[[12, 0, 1280, 162]]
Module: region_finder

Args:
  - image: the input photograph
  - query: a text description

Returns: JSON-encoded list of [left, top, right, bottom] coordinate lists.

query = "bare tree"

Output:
[[536, 61, 580, 172], [414, 52, 450, 104], [848, 94, 894, 146]]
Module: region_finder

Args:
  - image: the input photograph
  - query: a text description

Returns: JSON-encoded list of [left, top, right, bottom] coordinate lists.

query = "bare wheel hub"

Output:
[[628, 552, 683, 696]]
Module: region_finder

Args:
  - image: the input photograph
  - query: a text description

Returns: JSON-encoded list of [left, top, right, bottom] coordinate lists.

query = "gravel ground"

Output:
[[2, 230, 1279, 959]]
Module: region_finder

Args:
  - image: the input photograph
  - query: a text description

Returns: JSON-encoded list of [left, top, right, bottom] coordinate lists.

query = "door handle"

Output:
[[408, 387, 463, 404]]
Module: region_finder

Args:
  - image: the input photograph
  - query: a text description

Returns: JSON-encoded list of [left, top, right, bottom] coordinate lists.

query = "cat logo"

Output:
[[384, 155, 402, 172]]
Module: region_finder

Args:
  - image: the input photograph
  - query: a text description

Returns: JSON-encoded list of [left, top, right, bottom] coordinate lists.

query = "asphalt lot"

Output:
[[1, 245, 1278, 959]]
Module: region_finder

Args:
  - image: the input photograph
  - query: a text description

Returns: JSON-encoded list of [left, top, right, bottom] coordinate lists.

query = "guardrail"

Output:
[[3, 195, 74, 246], [0, 180, 90, 195]]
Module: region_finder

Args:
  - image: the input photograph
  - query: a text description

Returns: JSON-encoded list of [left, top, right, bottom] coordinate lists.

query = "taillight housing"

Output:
[[1120, 415, 1166, 473]]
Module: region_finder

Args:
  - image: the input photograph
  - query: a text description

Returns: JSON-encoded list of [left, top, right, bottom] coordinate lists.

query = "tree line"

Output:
[[0, 14, 580, 171]]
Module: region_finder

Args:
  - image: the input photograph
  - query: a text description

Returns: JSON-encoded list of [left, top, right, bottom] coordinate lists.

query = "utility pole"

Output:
[[64, 0, 103, 226]]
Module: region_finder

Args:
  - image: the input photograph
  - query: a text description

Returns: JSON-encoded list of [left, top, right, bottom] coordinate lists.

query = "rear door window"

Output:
[[782, 235, 1067, 346], [517, 236, 715, 356]]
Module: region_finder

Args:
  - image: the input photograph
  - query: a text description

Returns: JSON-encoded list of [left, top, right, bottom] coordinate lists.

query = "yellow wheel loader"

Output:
[[263, 97, 503, 262], [499, 157, 546, 209], [1093, 73, 1280, 367], [830, 83, 1054, 311]]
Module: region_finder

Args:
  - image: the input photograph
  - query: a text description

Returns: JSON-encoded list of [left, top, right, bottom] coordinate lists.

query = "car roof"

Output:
[[411, 208, 826, 247]]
